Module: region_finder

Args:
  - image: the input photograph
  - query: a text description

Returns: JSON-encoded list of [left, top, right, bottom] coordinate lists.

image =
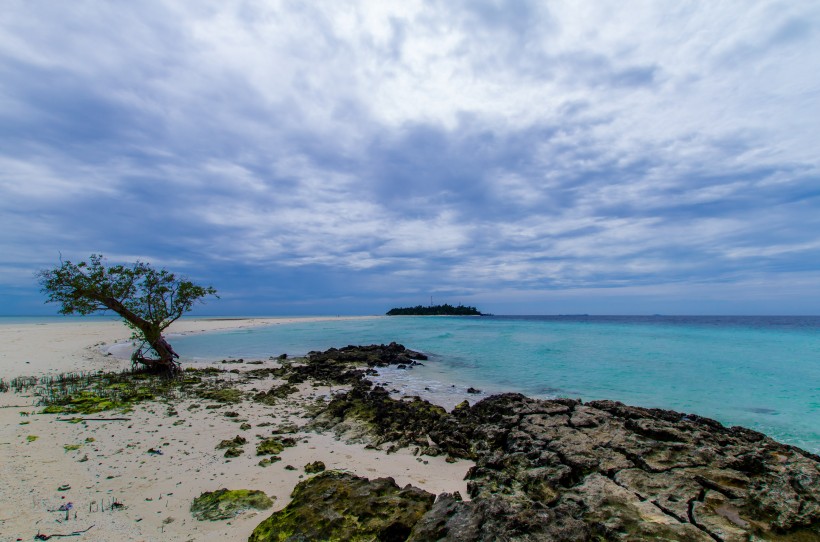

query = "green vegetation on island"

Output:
[[386, 304, 482, 316]]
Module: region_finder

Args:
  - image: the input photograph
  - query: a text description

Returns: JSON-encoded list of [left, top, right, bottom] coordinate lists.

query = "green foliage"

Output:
[[386, 304, 482, 316], [38, 254, 217, 327], [37, 254, 217, 361]]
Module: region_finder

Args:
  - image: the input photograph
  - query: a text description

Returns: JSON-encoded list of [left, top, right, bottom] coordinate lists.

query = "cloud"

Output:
[[1, 1, 820, 314]]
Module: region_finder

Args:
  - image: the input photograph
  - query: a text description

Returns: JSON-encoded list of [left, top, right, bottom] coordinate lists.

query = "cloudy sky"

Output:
[[2, 1, 819, 315]]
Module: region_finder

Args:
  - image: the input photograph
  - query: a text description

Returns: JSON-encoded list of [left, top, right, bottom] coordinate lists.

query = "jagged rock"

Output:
[[256, 437, 294, 456], [249, 471, 434, 541], [216, 435, 247, 449], [253, 383, 299, 405], [304, 460, 325, 473], [254, 345, 820, 540], [190, 489, 273, 521], [223, 447, 242, 458]]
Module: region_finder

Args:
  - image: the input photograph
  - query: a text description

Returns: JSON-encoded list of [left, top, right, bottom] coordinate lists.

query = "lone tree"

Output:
[[37, 254, 218, 374]]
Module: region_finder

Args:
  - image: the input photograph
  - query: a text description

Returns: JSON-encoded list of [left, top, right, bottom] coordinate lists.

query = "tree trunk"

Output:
[[93, 295, 181, 374], [147, 336, 180, 373]]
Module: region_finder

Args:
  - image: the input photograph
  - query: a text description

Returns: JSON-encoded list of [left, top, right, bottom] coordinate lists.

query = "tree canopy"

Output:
[[37, 254, 217, 372]]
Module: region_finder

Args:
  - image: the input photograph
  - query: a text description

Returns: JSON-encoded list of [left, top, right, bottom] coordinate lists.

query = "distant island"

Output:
[[386, 304, 483, 316]]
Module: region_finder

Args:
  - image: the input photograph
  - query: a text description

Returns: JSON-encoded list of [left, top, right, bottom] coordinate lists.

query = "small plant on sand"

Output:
[[9, 367, 233, 415]]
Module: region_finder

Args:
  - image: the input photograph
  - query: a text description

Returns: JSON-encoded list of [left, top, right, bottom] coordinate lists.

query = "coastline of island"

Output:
[[0, 320, 818, 540]]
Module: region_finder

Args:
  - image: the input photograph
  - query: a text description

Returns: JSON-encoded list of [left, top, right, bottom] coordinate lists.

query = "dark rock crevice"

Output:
[[688, 489, 724, 542]]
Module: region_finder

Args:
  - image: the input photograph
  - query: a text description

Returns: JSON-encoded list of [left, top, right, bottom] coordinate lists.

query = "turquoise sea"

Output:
[[167, 315, 820, 454]]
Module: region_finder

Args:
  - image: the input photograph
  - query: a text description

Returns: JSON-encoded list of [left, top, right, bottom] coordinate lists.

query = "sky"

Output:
[[1, 1, 820, 316]]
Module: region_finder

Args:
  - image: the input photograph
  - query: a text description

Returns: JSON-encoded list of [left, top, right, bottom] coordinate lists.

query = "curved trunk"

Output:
[[131, 336, 180, 374], [92, 294, 180, 374]]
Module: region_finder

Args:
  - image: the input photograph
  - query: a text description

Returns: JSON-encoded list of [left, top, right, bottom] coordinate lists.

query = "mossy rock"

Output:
[[249, 471, 434, 542], [254, 383, 299, 405], [256, 438, 285, 456], [304, 461, 325, 474], [272, 423, 299, 434], [190, 488, 273, 521], [197, 388, 244, 404], [224, 447, 243, 458], [216, 435, 247, 449], [258, 456, 281, 467]]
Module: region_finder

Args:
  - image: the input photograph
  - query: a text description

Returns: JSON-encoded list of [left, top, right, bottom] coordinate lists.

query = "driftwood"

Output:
[[35, 525, 94, 539], [56, 417, 131, 422]]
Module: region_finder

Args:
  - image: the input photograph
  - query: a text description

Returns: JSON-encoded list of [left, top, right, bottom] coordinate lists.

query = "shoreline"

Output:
[[0, 316, 378, 380], [0, 317, 469, 542], [2, 320, 818, 540]]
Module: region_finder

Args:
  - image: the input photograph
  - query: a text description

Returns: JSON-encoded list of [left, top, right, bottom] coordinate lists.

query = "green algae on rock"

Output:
[[253, 382, 299, 405], [223, 447, 243, 458], [190, 489, 273, 521], [216, 435, 247, 449], [196, 387, 245, 404], [249, 471, 434, 542], [304, 460, 325, 474], [258, 456, 281, 467], [255, 437, 286, 456]]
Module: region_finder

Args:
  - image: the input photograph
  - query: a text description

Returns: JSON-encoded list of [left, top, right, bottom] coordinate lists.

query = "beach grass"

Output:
[[1, 366, 240, 415]]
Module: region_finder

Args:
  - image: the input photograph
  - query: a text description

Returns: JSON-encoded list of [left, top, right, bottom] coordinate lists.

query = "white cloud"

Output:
[[2, 0, 820, 312]]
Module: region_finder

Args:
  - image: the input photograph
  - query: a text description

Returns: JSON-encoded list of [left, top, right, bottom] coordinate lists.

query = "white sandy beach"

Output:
[[0, 318, 473, 541]]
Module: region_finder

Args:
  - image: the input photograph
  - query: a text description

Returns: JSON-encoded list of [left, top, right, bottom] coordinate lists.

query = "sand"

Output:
[[0, 318, 473, 541]]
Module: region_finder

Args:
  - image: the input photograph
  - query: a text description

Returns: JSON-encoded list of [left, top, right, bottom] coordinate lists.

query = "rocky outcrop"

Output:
[[255, 345, 820, 541], [249, 471, 435, 541], [254, 342, 427, 390], [190, 489, 273, 521]]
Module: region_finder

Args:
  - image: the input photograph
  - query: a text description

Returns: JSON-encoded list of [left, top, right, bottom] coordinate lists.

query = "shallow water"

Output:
[[166, 315, 818, 453]]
